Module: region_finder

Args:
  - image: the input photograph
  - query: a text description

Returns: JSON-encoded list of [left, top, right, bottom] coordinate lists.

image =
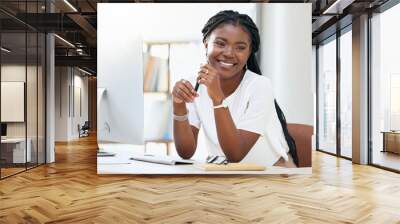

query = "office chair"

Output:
[[287, 123, 313, 167], [79, 121, 90, 138]]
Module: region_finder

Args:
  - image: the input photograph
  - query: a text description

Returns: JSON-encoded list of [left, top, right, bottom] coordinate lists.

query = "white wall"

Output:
[[259, 3, 313, 126], [55, 67, 69, 141], [1, 63, 46, 163], [55, 67, 89, 141], [72, 73, 89, 137], [1, 65, 40, 138], [1, 66, 26, 127], [98, 3, 257, 43]]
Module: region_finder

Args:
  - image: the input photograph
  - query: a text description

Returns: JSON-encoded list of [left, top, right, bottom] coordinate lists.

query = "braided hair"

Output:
[[202, 10, 299, 167]]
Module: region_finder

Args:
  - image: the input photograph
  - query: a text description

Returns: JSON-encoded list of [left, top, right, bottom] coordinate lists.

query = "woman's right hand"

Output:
[[172, 79, 198, 104]]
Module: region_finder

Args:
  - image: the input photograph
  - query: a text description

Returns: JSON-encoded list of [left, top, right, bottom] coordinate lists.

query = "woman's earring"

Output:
[[244, 64, 248, 70]]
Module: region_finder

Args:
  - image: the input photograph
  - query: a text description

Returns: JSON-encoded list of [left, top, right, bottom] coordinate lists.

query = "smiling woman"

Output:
[[172, 10, 298, 168]]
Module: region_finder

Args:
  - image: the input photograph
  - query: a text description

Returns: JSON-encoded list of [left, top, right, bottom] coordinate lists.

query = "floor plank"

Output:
[[0, 135, 400, 223]]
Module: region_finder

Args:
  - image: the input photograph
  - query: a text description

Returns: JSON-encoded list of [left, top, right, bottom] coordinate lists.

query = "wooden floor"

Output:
[[1, 136, 400, 223], [1, 163, 46, 178], [1, 167, 26, 178]]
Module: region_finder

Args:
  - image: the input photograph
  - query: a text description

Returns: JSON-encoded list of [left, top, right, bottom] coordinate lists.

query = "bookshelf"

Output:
[[143, 41, 200, 155], [143, 43, 173, 155]]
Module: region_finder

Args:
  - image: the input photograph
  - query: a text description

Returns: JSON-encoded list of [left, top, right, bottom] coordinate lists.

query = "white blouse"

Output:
[[187, 70, 289, 166]]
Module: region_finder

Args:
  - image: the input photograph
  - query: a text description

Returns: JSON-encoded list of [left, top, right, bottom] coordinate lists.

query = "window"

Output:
[[318, 37, 337, 154], [340, 29, 352, 158], [0, 1, 47, 179], [371, 3, 400, 171]]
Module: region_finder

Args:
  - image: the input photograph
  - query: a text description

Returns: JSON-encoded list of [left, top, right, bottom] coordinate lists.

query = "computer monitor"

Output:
[[1, 123, 6, 137], [97, 6, 144, 145]]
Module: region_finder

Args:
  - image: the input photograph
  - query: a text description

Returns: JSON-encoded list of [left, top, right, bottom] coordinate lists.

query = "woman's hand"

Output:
[[172, 79, 198, 104], [197, 64, 225, 104]]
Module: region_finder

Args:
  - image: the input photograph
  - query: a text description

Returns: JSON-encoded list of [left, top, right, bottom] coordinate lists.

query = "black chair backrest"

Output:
[[82, 121, 90, 129]]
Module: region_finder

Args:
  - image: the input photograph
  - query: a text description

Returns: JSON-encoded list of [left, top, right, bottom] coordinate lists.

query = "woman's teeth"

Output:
[[219, 61, 234, 67]]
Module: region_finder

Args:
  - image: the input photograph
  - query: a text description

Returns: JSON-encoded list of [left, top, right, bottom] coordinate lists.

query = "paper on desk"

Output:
[[97, 155, 132, 164]]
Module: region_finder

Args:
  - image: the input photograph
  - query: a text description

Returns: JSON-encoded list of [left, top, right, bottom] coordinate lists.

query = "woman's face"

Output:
[[204, 23, 252, 80]]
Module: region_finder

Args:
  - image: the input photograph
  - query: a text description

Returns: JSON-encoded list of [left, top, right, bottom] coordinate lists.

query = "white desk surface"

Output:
[[97, 143, 312, 175]]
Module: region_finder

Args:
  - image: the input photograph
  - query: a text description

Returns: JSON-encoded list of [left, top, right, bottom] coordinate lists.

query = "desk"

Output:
[[97, 143, 311, 175], [382, 131, 400, 154], [1, 138, 31, 163]]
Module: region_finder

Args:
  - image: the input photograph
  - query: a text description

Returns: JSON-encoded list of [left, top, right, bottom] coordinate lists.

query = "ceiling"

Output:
[[0, 0, 393, 75]]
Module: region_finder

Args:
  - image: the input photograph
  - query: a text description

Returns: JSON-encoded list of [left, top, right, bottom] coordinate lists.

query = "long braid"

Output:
[[202, 10, 299, 167]]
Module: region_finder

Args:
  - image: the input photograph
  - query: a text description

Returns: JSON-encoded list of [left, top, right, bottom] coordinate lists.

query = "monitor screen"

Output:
[[1, 123, 7, 137]]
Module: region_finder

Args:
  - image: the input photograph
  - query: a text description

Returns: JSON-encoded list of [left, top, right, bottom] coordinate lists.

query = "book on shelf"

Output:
[[143, 55, 156, 91], [143, 55, 169, 92], [157, 59, 169, 92]]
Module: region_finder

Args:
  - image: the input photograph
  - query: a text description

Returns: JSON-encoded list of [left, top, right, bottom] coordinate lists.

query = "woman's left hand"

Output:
[[197, 64, 225, 104]]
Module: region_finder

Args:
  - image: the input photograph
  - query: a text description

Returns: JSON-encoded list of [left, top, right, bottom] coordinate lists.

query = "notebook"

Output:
[[130, 154, 195, 165]]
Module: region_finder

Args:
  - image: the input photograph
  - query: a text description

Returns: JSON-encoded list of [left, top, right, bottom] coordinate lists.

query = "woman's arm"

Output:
[[173, 102, 199, 159], [212, 97, 260, 162], [197, 64, 261, 162], [172, 80, 199, 159]]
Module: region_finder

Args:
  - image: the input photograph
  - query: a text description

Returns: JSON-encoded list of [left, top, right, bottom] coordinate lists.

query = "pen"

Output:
[[195, 59, 209, 92]]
